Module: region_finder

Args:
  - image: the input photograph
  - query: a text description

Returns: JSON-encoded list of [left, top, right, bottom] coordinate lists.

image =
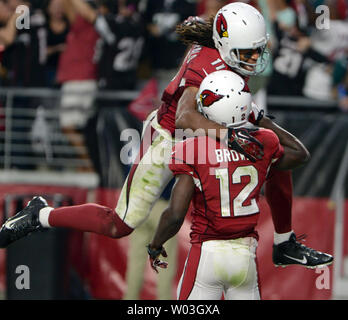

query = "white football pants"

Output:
[[177, 237, 261, 300]]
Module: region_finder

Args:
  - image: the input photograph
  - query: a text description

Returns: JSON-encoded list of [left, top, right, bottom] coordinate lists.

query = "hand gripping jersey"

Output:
[[157, 45, 250, 134], [169, 129, 284, 243]]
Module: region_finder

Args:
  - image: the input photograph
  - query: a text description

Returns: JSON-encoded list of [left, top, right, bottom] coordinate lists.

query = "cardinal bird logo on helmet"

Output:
[[216, 13, 228, 38], [200, 90, 224, 107]]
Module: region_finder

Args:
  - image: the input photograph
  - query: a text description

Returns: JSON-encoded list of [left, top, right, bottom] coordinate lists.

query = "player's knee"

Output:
[[108, 210, 134, 238]]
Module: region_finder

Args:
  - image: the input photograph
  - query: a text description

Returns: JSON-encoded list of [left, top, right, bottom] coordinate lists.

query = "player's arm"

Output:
[[259, 116, 310, 170], [176, 86, 228, 140], [148, 174, 195, 272], [62, 0, 76, 24], [0, 11, 20, 47], [69, 0, 97, 24]]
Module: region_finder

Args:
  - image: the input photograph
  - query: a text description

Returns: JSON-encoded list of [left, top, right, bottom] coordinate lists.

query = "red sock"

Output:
[[265, 169, 293, 233], [48, 203, 134, 238]]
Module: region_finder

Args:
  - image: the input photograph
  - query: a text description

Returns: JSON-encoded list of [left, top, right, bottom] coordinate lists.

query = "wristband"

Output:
[[147, 244, 163, 259]]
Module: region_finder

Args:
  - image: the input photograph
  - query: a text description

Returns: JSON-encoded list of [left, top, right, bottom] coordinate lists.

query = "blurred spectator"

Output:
[[93, 0, 145, 91], [123, 198, 178, 300], [57, 0, 99, 172], [65, 0, 146, 180], [266, 0, 331, 98], [44, 0, 69, 87], [0, 1, 12, 29], [142, 0, 197, 94], [273, 0, 297, 32], [292, 0, 317, 31], [1, 1, 47, 87], [302, 0, 348, 100], [310, 0, 348, 61], [0, 0, 13, 82], [199, 0, 230, 20]]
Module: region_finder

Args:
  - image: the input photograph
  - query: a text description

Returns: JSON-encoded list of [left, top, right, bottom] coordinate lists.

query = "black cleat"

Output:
[[273, 233, 333, 269], [0, 196, 48, 248]]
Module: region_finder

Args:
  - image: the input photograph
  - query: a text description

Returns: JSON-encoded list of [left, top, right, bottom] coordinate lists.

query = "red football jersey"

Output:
[[157, 45, 249, 134], [169, 129, 284, 243]]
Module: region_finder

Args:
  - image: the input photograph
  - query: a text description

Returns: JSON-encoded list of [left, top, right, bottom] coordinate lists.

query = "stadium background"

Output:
[[0, 0, 348, 300]]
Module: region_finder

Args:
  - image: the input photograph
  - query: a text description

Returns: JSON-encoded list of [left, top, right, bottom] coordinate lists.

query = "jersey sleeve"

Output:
[[271, 142, 284, 165], [258, 129, 284, 165], [267, 131, 284, 165], [183, 66, 205, 88], [181, 47, 208, 88]]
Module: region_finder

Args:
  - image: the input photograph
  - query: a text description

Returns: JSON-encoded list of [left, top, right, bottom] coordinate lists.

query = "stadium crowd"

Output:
[[0, 0, 348, 177], [0, 0, 347, 100]]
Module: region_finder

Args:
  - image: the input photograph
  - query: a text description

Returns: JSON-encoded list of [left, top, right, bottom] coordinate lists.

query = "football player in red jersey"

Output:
[[147, 70, 333, 300], [0, 3, 330, 270]]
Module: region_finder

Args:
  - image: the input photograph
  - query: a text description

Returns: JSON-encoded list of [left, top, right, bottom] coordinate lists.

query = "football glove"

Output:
[[147, 244, 168, 273], [182, 15, 206, 27], [248, 102, 265, 126], [228, 127, 264, 162], [248, 102, 275, 125]]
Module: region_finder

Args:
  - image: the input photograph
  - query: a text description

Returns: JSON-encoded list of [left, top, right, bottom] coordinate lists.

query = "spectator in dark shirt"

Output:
[[44, 0, 69, 87], [267, 1, 331, 97], [142, 0, 197, 93], [65, 0, 146, 179]]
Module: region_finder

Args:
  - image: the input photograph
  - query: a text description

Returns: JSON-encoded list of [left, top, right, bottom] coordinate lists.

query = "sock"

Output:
[[274, 230, 294, 245], [39, 207, 54, 228], [265, 169, 293, 233], [47, 203, 134, 238]]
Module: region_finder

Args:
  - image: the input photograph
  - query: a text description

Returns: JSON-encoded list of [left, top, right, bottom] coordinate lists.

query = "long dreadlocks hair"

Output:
[[175, 15, 215, 49]]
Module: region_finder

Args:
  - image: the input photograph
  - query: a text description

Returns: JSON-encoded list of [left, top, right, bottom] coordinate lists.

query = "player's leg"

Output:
[[123, 216, 155, 300], [0, 197, 133, 248], [115, 125, 174, 230], [265, 168, 293, 234], [0, 113, 174, 246], [267, 169, 334, 268], [123, 198, 177, 300]]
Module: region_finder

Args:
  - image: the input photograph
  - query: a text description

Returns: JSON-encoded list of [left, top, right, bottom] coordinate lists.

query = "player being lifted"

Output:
[[147, 70, 333, 300], [0, 2, 331, 268]]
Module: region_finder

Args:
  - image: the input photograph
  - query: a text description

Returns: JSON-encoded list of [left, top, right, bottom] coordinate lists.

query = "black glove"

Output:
[[227, 128, 264, 162], [147, 244, 168, 273]]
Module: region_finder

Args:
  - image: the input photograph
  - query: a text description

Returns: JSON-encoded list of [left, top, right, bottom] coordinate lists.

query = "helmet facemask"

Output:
[[229, 44, 270, 76]]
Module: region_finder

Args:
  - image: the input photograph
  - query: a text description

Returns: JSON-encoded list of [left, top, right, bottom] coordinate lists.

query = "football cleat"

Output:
[[0, 196, 48, 248], [273, 233, 333, 269]]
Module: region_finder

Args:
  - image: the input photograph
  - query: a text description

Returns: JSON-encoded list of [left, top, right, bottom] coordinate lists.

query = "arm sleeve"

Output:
[[181, 50, 207, 88], [183, 67, 205, 88], [261, 129, 285, 165], [269, 133, 285, 165], [306, 48, 330, 64], [271, 143, 285, 165], [95, 14, 116, 45]]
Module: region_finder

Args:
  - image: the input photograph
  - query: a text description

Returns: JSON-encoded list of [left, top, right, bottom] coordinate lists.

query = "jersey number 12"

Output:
[[215, 166, 259, 217]]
